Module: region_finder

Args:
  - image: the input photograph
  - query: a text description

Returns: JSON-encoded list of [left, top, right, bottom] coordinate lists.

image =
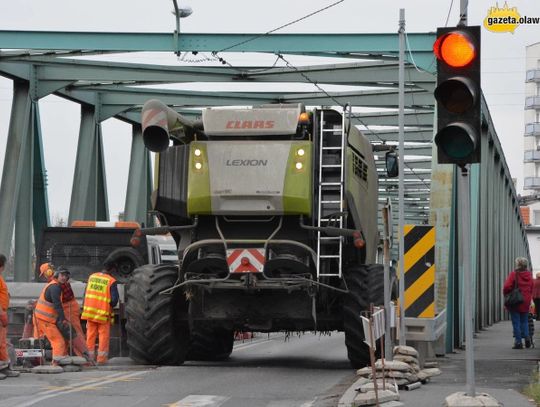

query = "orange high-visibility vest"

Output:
[[0, 276, 9, 312], [34, 281, 61, 323], [81, 272, 116, 324]]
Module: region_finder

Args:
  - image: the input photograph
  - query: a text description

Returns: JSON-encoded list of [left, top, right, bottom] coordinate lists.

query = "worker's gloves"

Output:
[[0, 312, 7, 327]]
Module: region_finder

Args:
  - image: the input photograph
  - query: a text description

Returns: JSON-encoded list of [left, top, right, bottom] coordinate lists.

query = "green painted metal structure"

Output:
[[0, 30, 529, 349]]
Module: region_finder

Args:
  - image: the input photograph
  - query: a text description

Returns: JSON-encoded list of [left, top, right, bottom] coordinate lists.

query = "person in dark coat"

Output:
[[533, 272, 540, 321], [503, 257, 534, 349]]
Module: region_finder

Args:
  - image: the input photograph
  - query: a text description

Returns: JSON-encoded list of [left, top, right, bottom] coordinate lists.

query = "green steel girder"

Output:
[[351, 111, 433, 127], [366, 129, 434, 143], [60, 86, 433, 122], [0, 31, 436, 70], [2, 58, 434, 88], [379, 178, 431, 184], [0, 82, 32, 259], [377, 171, 431, 181], [376, 159, 432, 170], [31, 104, 50, 247], [68, 105, 109, 223], [124, 125, 152, 225]]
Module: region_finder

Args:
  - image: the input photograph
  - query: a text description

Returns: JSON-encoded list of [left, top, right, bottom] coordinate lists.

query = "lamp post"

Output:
[[172, 0, 193, 56]]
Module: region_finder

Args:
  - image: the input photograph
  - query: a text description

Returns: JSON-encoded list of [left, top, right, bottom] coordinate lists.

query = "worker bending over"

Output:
[[37, 263, 90, 359], [34, 267, 73, 365], [82, 261, 119, 364]]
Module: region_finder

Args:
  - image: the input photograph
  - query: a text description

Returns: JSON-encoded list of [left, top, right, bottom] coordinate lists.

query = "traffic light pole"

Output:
[[459, 0, 468, 26], [458, 165, 475, 397]]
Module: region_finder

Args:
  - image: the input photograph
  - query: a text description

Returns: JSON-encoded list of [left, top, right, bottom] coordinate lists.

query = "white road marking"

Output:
[[266, 400, 316, 407], [233, 333, 287, 351], [169, 395, 230, 406], [13, 370, 148, 407]]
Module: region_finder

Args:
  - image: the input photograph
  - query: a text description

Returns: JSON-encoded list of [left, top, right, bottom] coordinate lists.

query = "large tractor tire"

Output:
[[367, 264, 397, 305], [343, 264, 395, 368], [343, 265, 370, 368], [125, 264, 190, 365], [187, 325, 235, 361]]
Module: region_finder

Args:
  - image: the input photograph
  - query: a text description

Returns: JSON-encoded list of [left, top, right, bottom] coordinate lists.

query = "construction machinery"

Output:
[[125, 100, 396, 368], [35, 222, 177, 283]]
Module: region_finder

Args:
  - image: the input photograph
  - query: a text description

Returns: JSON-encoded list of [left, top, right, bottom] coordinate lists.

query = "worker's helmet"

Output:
[[39, 263, 55, 281], [53, 266, 71, 278]]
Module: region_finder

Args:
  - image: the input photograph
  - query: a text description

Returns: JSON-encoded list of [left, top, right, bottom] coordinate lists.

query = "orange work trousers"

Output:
[[63, 299, 86, 356], [0, 323, 8, 363], [35, 318, 67, 360], [86, 320, 111, 364], [33, 299, 86, 357]]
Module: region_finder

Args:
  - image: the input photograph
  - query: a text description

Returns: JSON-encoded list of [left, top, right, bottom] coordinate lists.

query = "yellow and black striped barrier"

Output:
[[404, 225, 435, 318]]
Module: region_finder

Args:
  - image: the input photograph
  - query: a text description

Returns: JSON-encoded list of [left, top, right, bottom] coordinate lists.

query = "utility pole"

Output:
[[397, 8, 406, 346]]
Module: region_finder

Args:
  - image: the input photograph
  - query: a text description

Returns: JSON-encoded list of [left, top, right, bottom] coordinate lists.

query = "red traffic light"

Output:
[[433, 31, 477, 68]]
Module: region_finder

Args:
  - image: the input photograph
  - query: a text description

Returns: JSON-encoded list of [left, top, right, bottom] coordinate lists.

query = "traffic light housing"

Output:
[[433, 26, 481, 165]]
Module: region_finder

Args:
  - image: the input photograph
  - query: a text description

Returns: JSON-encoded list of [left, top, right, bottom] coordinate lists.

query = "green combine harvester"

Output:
[[125, 99, 396, 368]]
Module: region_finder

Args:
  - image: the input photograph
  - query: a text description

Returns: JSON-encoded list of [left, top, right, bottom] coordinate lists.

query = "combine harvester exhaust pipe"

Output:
[[141, 99, 200, 152]]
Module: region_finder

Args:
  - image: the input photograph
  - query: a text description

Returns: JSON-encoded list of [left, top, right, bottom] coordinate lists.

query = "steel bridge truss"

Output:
[[0, 30, 529, 349]]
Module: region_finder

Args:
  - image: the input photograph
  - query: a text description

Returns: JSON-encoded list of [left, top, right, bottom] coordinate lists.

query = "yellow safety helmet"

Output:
[[39, 263, 54, 281]]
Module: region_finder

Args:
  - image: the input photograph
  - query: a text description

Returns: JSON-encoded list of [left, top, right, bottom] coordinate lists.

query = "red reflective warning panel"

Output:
[[227, 249, 265, 273], [433, 32, 476, 68]]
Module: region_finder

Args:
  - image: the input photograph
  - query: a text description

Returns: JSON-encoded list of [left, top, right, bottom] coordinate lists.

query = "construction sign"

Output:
[[404, 225, 435, 318]]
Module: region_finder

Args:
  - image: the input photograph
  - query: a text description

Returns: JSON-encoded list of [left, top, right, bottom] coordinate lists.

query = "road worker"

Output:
[[36, 263, 90, 359], [34, 267, 73, 365], [82, 260, 119, 364], [0, 254, 19, 378]]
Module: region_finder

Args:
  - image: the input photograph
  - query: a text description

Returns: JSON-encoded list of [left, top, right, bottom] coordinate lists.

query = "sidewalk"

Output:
[[396, 320, 538, 406], [339, 320, 539, 406]]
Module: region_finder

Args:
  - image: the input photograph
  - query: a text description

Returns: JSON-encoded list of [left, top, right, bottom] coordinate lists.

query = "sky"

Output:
[[0, 0, 539, 222]]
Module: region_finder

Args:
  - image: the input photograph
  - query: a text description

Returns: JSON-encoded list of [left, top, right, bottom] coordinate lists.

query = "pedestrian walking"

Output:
[[532, 272, 540, 321], [36, 263, 90, 359], [81, 260, 119, 364], [0, 254, 20, 378], [34, 267, 73, 365], [503, 257, 534, 349]]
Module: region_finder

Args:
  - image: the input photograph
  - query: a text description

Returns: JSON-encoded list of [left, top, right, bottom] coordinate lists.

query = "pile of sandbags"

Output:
[[356, 346, 441, 390]]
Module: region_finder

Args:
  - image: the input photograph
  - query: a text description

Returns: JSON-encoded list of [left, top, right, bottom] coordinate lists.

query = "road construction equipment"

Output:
[[125, 101, 397, 368], [36, 223, 178, 283]]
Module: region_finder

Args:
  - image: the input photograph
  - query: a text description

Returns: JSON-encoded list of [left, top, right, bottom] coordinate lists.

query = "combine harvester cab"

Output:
[[125, 99, 395, 367]]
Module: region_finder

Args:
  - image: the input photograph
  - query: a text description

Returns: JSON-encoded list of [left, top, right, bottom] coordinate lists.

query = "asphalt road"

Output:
[[0, 332, 357, 407], [3, 321, 535, 407]]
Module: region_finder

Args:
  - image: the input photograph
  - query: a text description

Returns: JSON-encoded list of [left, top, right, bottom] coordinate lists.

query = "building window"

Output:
[[534, 210, 540, 225]]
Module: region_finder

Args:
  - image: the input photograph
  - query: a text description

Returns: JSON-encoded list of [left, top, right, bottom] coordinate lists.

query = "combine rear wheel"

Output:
[[125, 264, 190, 365], [343, 264, 395, 368], [343, 265, 370, 368], [187, 325, 234, 361]]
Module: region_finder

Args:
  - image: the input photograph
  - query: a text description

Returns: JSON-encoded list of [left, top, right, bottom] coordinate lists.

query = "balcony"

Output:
[[525, 96, 540, 109], [524, 150, 540, 162], [526, 69, 540, 82], [524, 177, 540, 189], [525, 123, 540, 136]]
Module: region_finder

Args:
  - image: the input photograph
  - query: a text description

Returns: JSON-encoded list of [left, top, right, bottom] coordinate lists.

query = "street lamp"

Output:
[[172, 0, 193, 56]]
